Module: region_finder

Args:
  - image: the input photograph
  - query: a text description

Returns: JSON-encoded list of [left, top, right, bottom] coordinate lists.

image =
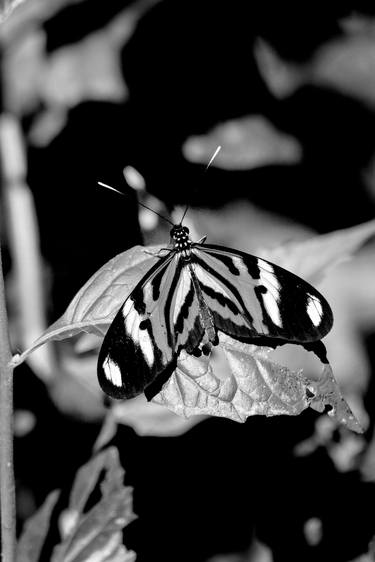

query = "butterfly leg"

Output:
[[195, 235, 207, 244]]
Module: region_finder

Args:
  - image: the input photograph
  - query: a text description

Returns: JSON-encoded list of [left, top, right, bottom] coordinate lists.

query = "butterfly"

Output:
[[97, 223, 333, 401]]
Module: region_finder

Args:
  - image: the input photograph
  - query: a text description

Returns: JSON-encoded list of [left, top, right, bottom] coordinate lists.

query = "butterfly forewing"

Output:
[[98, 252, 176, 398], [192, 244, 333, 343], [98, 252, 208, 399]]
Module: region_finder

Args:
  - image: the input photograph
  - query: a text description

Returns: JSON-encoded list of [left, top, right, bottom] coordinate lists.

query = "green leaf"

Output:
[[52, 447, 136, 562], [16, 490, 60, 562]]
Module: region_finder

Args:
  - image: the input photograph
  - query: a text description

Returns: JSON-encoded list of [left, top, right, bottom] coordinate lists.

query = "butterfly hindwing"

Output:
[[191, 244, 333, 344]]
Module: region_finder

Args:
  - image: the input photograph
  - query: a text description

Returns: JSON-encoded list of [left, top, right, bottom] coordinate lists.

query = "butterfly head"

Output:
[[170, 225, 191, 252]]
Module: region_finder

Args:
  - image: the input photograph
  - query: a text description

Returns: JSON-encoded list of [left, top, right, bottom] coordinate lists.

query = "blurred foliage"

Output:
[[16, 447, 135, 562]]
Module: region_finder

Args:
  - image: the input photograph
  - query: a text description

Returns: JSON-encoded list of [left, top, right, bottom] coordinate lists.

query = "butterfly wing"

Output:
[[190, 243, 333, 344], [97, 251, 208, 399]]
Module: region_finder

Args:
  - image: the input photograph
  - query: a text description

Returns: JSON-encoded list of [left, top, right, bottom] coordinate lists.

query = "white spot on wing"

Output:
[[143, 282, 153, 303], [139, 329, 155, 366], [103, 358, 123, 387], [257, 258, 275, 274], [122, 297, 155, 366], [125, 308, 140, 341], [306, 294, 323, 327], [122, 299, 133, 318], [233, 256, 244, 272], [261, 291, 283, 327], [258, 259, 280, 298], [257, 259, 283, 327]]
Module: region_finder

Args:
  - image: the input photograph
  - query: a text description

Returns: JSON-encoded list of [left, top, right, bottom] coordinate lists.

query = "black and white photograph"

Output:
[[1, 1, 375, 561]]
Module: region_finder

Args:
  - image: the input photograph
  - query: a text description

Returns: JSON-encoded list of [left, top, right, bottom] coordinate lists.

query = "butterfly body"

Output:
[[98, 225, 333, 400]]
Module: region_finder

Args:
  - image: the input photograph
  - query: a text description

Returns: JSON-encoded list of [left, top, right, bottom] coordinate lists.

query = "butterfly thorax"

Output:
[[170, 225, 192, 259]]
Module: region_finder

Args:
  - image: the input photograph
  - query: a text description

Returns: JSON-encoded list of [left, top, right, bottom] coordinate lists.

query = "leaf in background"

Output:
[[183, 115, 302, 170], [17, 245, 164, 362], [111, 396, 204, 438], [152, 333, 362, 433], [16, 490, 60, 562], [260, 219, 375, 285], [3, 1, 152, 144], [255, 25, 375, 108], [52, 447, 136, 562]]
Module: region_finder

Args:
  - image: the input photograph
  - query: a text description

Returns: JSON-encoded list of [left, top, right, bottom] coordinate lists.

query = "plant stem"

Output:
[[0, 244, 16, 561]]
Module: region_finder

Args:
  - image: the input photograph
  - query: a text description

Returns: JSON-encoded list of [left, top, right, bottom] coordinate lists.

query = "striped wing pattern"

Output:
[[98, 242, 333, 400], [193, 244, 333, 344], [98, 252, 211, 399]]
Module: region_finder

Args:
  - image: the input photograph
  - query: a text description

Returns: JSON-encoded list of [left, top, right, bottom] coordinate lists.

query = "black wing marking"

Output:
[[191, 243, 333, 344], [97, 253, 212, 399]]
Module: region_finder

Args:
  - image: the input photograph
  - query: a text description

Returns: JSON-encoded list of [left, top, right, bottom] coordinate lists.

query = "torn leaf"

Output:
[[306, 364, 363, 433], [153, 333, 363, 433]]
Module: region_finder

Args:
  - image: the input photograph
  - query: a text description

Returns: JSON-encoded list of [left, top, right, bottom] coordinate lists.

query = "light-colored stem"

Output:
[[0, 244, 16, 561]]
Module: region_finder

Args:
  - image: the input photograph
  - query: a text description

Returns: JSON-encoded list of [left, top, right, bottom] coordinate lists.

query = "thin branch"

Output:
[[0, 243, 16, 561]]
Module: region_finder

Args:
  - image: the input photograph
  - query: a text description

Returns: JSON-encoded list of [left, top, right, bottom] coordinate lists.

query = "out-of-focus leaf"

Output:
[[312, 28, 375, 108], [113, 396, 204, 437], [294, 416, 366, 471], [3, 2, 154, 143], [255, 28, 375, 108], [183, 115, 302, 170], [254, 38, 303, 99], [152, 333, 363, 433], [16, 490, 60, 562], [51, 447, 136, 562], [94, 397, 203, 447], [66, 446, 116, 517], [260, 219, 375, 285], [93, 413, 118, 452], [17, 245, 164, 362]]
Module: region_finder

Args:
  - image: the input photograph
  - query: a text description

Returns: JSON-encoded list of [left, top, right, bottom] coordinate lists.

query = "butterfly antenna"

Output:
[[178, 145, 222, 225], [205, 145, 221, 170], [179, 204, 189, 226], [97, 181, 174, 226]]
